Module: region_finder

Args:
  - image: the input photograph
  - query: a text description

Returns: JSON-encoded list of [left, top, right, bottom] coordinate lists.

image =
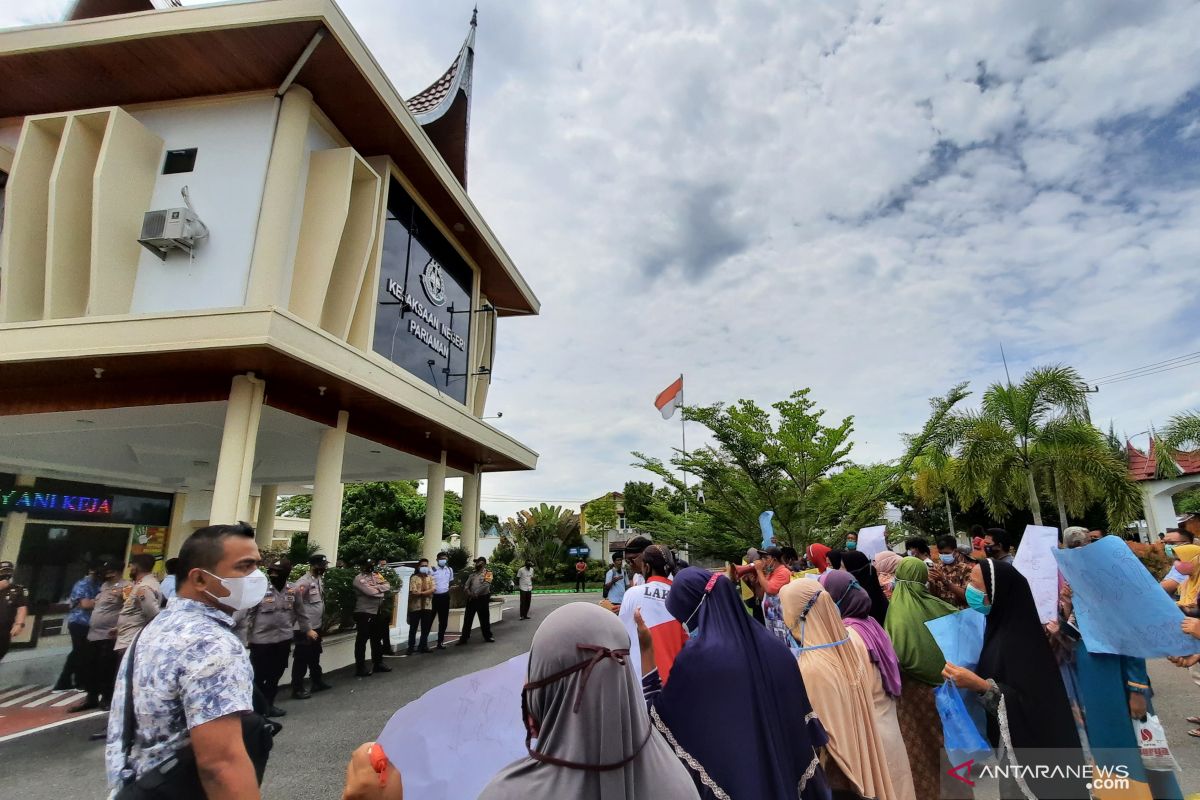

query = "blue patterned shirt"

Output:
[[105, 598, 254, 792], [67, 575, 101, 626]]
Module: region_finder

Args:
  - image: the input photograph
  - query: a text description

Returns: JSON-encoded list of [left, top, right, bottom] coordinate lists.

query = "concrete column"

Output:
[[309, 411, 349, 561], [247, 85, 315, 306], [210, 374, 265, 524], [423, 451, 447, 561], [165, 491, 189, 559], [255, 484, 279, 552], [461, 468, 481, 557], [0, 474, 36, 565], [1143, 483, 1179, 537]]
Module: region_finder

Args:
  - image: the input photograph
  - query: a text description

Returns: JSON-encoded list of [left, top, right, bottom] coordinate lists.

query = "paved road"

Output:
[[4, 592, 1197, 799], [0, 593, 580, 800]]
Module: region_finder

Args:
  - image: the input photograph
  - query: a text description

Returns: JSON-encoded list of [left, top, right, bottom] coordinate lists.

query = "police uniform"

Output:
[[351, 567, 392, 676], [0, 562, 30, 663], [77, 565, 129, 710], [245, 559, 301, 715], [290, 556, 332, 698]]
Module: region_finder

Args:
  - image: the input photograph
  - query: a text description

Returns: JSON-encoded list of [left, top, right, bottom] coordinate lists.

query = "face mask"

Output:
[[1177, 560, 1195, 576], [418, 566, 431, 574], [525, 565, 533, 570], [1165, 544, 1176, 559], [965, 584, 991, 615], [270, 573, 287, 590], [845, 541, 857, 550], [437, 559, 447, 568], [940, 553, 956, 565], [203, 569, 268, 612]]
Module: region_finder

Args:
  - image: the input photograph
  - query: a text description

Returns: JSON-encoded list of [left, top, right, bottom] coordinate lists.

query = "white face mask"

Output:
[[203, 569, 268, 612]]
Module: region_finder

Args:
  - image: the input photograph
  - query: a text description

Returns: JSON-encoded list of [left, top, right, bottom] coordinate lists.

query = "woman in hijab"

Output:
[[943, 560, 1088, 800], [781, 579, 913, 800], [882, 557, 957, 798], [839, 550, 889, 626], [873, 551, 901, 599], [819, 570, 914, 800], [806, 544, 832, 574], [478, 602, 700, 800], [826, 549, 844, 571], [1175, 543, 1200, 611], [649, 567, 832, 800]]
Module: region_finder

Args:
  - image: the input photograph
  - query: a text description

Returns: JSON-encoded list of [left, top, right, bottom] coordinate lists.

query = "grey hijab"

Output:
[[477, 602, 699, 800]]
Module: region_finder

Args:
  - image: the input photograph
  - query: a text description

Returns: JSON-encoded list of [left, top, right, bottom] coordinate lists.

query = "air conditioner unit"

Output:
[[138, 207, 203, 260]]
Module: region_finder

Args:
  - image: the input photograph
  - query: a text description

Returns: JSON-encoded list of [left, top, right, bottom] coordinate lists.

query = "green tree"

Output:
[[581, 494, 619, 546], [506, 504, 580, 576], [1162, 410, 1200, 453], [622, 481, 656, 525], [276, 494, 311, 518], [953, 366, 1140, 528]]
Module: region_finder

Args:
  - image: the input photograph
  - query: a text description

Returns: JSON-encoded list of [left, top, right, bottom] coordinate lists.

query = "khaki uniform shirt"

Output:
[[116, 574, 163, 650], [88, 579, 131, 642], [246, 582, 300, 645], [292, 572, 325, 633], [353, 572, 388, 615]]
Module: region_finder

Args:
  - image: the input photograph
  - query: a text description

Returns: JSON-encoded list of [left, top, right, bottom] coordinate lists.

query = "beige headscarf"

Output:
[[780, 579, 900, 800], [478, 602, 699, 800], [873, 550, 902, 597]]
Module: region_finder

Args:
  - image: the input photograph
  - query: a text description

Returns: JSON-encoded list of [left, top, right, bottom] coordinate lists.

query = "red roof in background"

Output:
[[1127, 439, 1200, 481]]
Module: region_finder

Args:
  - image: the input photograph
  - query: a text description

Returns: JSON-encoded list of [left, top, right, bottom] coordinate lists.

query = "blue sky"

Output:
[[6, 1, 1200, 518]]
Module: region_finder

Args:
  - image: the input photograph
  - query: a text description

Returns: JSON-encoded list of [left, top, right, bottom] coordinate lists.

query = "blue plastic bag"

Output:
[[935, 680, 992, 763]]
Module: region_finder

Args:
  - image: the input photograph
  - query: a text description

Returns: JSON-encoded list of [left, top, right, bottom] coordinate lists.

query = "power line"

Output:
[[1092, 356, 1200, 386], [1087, 350, 1200, 383]]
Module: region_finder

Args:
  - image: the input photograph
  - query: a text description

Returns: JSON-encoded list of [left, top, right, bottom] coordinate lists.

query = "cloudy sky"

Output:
[[7, 1, 1200, 520]]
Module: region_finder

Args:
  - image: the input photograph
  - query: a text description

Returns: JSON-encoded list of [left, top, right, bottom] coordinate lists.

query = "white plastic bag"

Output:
[[1133, 714, 1180, 773]]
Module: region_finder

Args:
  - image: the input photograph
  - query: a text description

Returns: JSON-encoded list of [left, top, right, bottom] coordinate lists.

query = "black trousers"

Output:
[[460, 596, 492, 640], [575, 574, 586, 592], [249, 640, 292, 706], [85, 639, 119, 704], [519, 590, 532, 619], [291, 632, 324, 689], [432, 593, 450, 645], [407, 609, 433, 651], [57, 621, 91, 689], [0, 632, 10, 664], [379, 604, 395, 655], [353, 612, 382, 668]]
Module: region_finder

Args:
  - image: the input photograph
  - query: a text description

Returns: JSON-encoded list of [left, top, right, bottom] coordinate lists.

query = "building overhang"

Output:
[[0, 308, 538, 474], [0, 0, 539, 317]]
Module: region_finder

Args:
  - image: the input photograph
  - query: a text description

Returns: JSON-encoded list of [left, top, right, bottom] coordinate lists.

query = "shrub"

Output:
[[444, 546, 472, 572], [488, 562, 515, 594]]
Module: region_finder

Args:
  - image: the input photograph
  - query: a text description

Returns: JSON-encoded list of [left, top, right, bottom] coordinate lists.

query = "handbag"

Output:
[[1133, 714, 1180, 773], [935, 680, 992, 764], [114, 631, 281, 799]]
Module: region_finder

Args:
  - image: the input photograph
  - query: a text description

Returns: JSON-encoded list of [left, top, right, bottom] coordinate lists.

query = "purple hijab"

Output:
[[819, 570, 903, 698], [657, 568, 831, 800]]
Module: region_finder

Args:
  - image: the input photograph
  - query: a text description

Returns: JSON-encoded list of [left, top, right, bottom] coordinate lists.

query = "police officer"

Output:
[[0, 560, 29, 664], [245, 558, 300, 717], [71, 560, 128, 712], [291, 554, 332, 699], [351, 560, 392, 677]]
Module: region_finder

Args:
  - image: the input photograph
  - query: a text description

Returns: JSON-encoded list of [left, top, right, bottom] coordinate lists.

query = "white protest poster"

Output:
[[1012, 524, 1059, 623], [858, 525, 888, 560], [376, 653, 528, 799]]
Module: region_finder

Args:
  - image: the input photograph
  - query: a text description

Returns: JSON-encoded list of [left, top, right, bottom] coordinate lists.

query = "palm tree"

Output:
[[1161, 410, 1200, 451], [909, 453, 958, 536], [953, 365, 1139, 527], [505, 504, 580, 575]]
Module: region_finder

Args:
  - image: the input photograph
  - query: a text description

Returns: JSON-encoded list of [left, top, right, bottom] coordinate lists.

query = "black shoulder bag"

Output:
[[114, 631, 281, 799]]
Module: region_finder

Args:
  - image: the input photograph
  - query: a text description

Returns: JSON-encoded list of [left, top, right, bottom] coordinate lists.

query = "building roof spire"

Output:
[[405, 10, 478, 188]]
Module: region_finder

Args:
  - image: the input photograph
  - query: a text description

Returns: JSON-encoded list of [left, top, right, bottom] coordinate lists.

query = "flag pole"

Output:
[[680, 373, 689, 516]]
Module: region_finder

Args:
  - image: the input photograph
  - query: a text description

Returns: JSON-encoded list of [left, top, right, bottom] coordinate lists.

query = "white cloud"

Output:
[[2, 0, 1198, 521]]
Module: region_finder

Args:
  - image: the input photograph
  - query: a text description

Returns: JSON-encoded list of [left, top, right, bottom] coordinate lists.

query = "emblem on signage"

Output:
[[420, 259, 447, 306]]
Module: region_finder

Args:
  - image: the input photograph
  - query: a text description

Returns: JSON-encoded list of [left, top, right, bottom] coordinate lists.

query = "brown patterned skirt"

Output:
[[897, 674, 946, 798]]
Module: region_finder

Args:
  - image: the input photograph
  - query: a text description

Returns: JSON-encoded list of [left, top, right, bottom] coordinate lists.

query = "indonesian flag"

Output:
[[654, 376, 684, 419]]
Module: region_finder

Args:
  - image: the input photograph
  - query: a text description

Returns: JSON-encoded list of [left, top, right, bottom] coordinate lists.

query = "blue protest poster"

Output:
[[1054, 536, 1200, 658]]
